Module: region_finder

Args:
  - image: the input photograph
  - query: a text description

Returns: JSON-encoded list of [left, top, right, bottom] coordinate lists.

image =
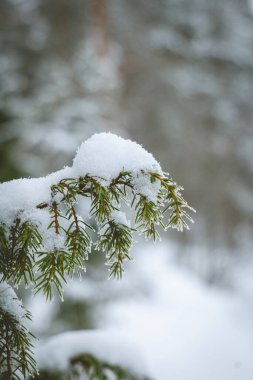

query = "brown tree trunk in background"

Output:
[[91, 0, 109, 56]]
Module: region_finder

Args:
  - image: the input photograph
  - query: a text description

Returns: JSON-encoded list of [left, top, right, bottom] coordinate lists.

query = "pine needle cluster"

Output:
[[0, 167, 194, 378], [0, 284, 36, 379]]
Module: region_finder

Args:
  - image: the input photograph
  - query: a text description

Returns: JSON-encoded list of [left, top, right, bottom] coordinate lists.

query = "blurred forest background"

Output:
[[1, 1, 253, 379]]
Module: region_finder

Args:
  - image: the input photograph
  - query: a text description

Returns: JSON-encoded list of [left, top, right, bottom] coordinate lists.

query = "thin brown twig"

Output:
[[71, 206, 79, 231], [52, 202, 59, 235]]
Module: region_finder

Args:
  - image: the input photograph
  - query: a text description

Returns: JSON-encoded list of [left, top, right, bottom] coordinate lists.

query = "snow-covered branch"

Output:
[[0, 133, 194, 299], [0, 132, 194, 378]]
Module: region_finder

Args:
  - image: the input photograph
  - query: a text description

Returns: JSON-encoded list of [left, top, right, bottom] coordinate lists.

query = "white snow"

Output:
[[109, 211, 130, 227], [0, 281, 26, 325], [0, 133, 162, 227], [98, 244, 253, 380], [132, 171, 161, 203], [35, 329, 148, 377], [72, 133, 162, 181], [0, 166, 73, 226]]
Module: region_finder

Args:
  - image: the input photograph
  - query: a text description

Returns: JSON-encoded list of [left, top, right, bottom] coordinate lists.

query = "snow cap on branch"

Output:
[[73, 132, 162, 180]]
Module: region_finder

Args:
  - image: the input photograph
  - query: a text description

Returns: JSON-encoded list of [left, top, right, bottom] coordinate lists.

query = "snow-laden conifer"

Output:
[[0, 133, 195, 378]]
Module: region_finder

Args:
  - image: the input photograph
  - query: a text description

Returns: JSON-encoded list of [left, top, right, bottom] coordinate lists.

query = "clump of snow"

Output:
[[109, 211, 130, 227], [0, 166, 73, 226], [0, 282, 26, 325], [132, 171, 161, 203], [35, 330, 148, 377], [72, 133, 162, 181]]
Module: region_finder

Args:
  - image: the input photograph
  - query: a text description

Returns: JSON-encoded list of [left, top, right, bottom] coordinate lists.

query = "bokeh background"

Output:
[[1, 1, 253, 379]]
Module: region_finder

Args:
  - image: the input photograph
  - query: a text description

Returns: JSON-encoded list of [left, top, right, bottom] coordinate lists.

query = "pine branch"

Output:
[[0, 169, 194, 299], [0, 136, 195, 378], [0, 283, 36, 379]]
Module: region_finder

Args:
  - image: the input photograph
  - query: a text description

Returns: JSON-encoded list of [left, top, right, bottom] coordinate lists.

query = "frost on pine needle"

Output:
[[0, 132, 195, 378]]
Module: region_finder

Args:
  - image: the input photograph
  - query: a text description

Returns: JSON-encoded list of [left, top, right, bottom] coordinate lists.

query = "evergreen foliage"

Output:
[[0, 284, 36, 379], [0, 141, 194, 379]]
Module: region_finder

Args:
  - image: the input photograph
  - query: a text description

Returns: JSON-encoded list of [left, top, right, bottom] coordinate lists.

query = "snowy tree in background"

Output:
[[0, 133, 194, 379]]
